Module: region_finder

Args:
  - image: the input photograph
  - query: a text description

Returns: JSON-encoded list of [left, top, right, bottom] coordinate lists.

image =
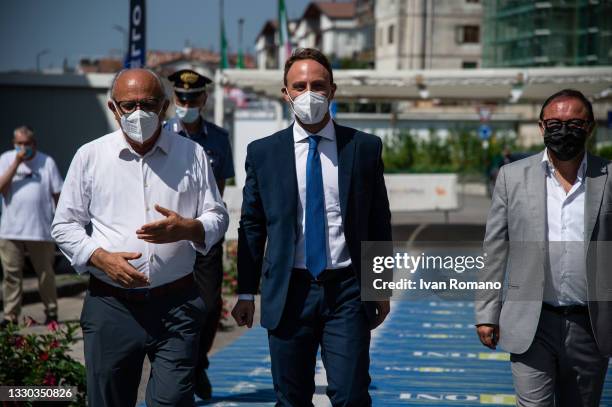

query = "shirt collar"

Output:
[[293, 118, 335, 143], [113, 127, 171, 157], [541, 148, 587, 182], [172, 117, 207, 138]]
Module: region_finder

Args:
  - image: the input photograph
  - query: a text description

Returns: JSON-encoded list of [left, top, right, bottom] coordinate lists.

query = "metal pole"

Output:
[[238, 18, 244, 52], [215, 0, 225, 127], [214, 69, 224, 127], [36, 49, 49, 72]]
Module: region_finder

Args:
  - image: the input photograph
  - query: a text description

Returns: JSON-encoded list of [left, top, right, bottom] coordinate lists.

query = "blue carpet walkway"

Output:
[[143, 299, 612, 406]]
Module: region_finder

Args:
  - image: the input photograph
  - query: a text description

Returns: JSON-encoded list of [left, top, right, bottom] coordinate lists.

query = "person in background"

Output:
[[165, 68, 235, 400], [0, 125, 63, 328], [52, 68, 229, 406]]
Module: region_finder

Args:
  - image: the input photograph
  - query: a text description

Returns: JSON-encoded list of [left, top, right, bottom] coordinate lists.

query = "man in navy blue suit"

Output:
[[232, 48, 392, 406]]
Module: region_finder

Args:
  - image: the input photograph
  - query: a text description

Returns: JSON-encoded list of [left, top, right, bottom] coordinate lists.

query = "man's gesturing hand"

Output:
[[232, 300, 255, 328], [89, 248, 149, 288], [476, 324, 500, 350], [136, 205, 204, 244]]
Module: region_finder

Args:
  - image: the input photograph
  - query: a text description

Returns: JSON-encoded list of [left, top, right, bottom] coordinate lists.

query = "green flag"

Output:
[[237, 49, 245, 69], [220, 20, 229, 69]]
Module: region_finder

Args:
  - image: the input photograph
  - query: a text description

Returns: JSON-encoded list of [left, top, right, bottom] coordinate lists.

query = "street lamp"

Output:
[[113, 24, 128, 59], [36, 49, 50, 72]]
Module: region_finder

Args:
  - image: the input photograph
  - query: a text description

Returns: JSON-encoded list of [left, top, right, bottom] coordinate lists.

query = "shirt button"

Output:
[[150, 256, 154, 263]]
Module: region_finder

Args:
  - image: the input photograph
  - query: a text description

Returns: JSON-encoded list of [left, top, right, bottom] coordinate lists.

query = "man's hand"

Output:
[[15, 148, 27, 164], [476, 324, 500, 350], [232, 300, 255, 328], [136, 205, 204, 244], [89, 248, 149, 288], [371, 300, 391, 329]]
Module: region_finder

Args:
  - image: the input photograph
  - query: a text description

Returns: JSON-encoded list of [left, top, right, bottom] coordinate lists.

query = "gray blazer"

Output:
[[475, 151, 612, 356]]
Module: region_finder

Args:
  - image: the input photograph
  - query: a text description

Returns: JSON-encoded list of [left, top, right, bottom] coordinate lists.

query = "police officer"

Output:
[[165, 69, 235, 400]]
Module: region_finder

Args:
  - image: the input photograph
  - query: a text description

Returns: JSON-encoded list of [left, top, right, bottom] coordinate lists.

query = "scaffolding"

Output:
[[482, 0, 612, 67]]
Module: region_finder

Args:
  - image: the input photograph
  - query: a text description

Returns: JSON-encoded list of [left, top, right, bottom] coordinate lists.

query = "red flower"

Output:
[[43, 372, 57, 386], [47, 320, 59, 331], [14, 335, 25, 348], [50, 340, 60, 349], [39, 352, 49, 361]]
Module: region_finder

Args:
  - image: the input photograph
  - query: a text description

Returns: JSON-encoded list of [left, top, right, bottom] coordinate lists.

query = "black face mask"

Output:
[[543, 125, 588, 161]]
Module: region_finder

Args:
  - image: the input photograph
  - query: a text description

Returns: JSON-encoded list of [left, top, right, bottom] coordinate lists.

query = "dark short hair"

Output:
[[539, 89, 594, 122], [283, 48, 334, 86]]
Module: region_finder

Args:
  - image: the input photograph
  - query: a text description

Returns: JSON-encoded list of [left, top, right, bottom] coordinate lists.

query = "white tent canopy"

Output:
[[219, 66, 612, 102]]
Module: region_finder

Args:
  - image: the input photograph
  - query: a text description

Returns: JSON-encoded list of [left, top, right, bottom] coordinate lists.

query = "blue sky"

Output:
[[2, 0, 313, 72]]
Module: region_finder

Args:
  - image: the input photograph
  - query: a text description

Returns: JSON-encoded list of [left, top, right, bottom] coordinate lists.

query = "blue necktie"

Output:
[[305, 135, 326, 278]]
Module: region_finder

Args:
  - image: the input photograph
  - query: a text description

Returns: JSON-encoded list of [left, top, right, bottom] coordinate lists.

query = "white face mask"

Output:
[[175, 106, 201, 123], [287, 90, 329, 125], [115, 105, 160, 144]]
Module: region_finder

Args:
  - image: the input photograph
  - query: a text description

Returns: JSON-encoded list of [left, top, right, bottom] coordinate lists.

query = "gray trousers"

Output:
[[510, 306, 609, 407], [80, 283, 206, 407]]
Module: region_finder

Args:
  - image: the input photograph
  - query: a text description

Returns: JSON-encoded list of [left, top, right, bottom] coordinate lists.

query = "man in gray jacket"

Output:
[[476, 89, 610, 406]]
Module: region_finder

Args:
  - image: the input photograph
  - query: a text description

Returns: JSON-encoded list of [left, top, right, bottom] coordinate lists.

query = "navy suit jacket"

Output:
[[237, 122, 392, 330]]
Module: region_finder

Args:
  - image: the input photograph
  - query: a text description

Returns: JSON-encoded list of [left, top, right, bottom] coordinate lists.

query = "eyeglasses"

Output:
[[113, 98, 161, 114], [542, 119, 591, 132]]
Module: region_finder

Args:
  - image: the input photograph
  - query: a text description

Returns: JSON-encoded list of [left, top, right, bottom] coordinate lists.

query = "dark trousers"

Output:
[[510, 306, 609, 407], [80, 283, 206, 407], [193, 241, 224, 373], [268, 269, 371, 407]]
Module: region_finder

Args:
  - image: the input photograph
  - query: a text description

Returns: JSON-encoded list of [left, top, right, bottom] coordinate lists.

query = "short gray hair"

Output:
[[109, 68, 167, 101], [13, 125, 35, 140]]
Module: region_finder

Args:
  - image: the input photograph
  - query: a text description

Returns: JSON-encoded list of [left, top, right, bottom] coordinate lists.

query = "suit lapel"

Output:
[[584, 153, 608, 242], [335, 123, 355, 223], [525, 152, 547, 242], [278, 125, 298, 225]]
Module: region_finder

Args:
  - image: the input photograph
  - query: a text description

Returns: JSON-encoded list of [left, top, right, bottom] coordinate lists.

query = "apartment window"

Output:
[[457, 25, 480, 44], [462, 61, 478, 69], [388, 24, 395, 45]]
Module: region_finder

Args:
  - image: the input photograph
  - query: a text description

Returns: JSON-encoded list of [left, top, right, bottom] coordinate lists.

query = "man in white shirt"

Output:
[[51, 68, 228, 407], [0, 125, 63, 327]]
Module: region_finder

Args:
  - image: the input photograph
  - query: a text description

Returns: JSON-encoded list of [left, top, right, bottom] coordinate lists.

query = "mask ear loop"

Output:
[[284, 88, 301, 121]]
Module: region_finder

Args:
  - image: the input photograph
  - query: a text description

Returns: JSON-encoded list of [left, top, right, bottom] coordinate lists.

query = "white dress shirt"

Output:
[[293, 119, 351, 270], [542, 149, 587, 306], [238, 120, 351, 302], [51, 128, 229, 288]]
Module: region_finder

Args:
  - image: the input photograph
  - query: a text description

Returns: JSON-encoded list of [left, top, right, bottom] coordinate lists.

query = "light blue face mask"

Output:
[[14, 145, 34, 159], [175, 106, 201, 124]]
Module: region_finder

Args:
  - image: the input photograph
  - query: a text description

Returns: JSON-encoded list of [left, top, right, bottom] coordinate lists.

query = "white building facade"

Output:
[[376, 0, 483, 70]]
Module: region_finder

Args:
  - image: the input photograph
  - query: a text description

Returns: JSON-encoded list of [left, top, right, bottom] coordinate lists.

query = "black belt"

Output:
[[542, 302, 588, 316], [292, 266, 354, 285], [89, 273, 194, 302]]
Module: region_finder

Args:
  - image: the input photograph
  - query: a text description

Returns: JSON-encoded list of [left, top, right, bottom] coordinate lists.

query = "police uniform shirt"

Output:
[[163, 118, 235, 185]]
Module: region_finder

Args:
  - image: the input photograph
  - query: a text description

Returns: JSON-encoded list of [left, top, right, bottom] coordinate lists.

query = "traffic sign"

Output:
[[478, 124, 492, 140]]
